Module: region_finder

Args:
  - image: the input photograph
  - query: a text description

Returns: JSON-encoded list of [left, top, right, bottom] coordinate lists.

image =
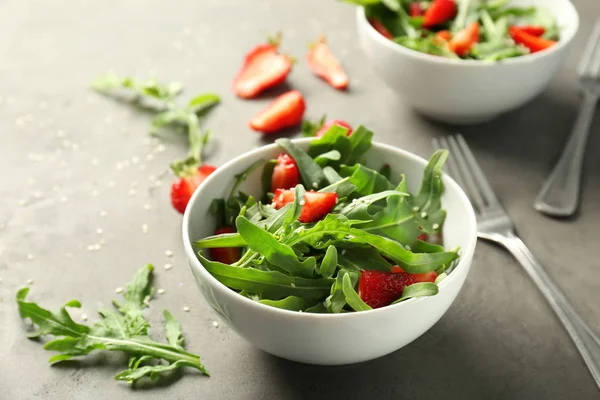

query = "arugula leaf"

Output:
[[187, 93, 220, 115], [284, 185, 306, 224], [342, 273, 372, 312], [259, 296, 317, 311], [308, 125, 373, 168], [301, 115, 327, 137], [16, 265, 208, 385], [411, 149, 448, 234], [342, 164, 394, 196], [319, 245, 338, 279], [197, 254, 333, 300], [325, 269, 359, 313], [392, 282, 439, 304], [195, 232, 247, 249], [276, 139, 328, 189], [338, 246, 392, 272], [236, 216, 316, 278]]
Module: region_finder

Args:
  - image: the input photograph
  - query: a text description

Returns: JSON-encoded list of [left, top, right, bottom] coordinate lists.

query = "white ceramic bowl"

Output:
[[356, 0, 579, 124], [183, 139, 477, 365]]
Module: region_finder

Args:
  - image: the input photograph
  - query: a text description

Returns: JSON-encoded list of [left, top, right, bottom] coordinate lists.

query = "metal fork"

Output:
[[534, 18, 600, 217], [433, 134, 600, 391]]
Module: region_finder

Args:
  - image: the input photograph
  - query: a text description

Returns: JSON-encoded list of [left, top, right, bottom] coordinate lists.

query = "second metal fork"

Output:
[[433, 134, 600, 391]]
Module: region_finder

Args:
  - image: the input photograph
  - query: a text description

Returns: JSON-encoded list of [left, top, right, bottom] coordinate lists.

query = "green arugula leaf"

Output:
[[276, 138, 328, 190], [325, 269, 359, 313], [284, 185, 306, 224], [163, 310, 184, 350], [259, 296, 317, 311], [411, 149, 448, 234], [319, 245, 338, 279], [301, 115, 327, 137], [195, 232, 247, 249], [342, 273, 372, 312], [308, 125, 373, 169], [337, 246, 392, 272], [392, 282, 439, 304], [187, 93, 220, 115], [197, 254, 333, 300], [342, 164, 394, 196]]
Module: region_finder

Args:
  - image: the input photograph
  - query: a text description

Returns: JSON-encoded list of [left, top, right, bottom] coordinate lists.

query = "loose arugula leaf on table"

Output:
[[16, 265, 208, 385]]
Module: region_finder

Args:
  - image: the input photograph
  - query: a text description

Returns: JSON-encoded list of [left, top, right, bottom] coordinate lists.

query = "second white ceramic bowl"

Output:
[[356, 0, 579, 124], [183, 139, 477, 365]]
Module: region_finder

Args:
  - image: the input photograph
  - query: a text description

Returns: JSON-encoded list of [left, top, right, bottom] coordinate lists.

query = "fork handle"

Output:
[[500, 233, 600, 389], [534, 92, 599, 217]]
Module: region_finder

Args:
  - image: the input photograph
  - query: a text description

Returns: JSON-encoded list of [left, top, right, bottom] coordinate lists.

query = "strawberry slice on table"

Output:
[[517, 25, 545, 37], [232, 36, 293, 99], [409, 2, 424, 17], [422, 0, 457, 28], [210, 226, 242, 264], [448, 21, 480, 57], [272, 189, 337, 223], [271, 153, 300, 191], [170, 164, 217, 214], [249, 90, 306, 134], [307, 35, 349, 90], [368, 18, 394, 40], [509, 26, 556, 53], [359, 268, 438, 309]]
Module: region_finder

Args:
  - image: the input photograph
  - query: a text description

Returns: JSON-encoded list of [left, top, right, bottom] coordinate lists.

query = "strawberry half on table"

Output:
[[232, 35, 293, 99], [210, 226, 242, 264], [249, 90, 306, 134], [307, 35, 349, 90], [271, 153, 300, 191], [170, 163, 217, 214], [359, 267, 438, 309], [272, 189, 337, 223]]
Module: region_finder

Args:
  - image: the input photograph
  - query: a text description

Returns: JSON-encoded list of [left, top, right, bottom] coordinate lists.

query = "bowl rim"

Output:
[[356, 0, 580, 67], [182, 138, 478, 319]]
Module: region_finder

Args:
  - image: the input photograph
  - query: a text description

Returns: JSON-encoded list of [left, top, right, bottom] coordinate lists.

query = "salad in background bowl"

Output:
[[182, 127, 477, 365], [354, 0, 579, 124]]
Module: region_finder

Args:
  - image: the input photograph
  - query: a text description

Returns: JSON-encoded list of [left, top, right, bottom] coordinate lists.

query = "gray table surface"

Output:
[[1, 0, 600, 399]]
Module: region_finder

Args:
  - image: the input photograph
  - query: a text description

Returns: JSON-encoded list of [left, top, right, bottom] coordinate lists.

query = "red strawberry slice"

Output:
[[509, 26, 556, 53], [422, 0, 457, 28], [359, 270, 418, 309], [233, 38, 292, 99], [517, 25, 545, 37], [391, 266, 438, 283], [210, 226, 242, 265], [170, 164, 217, 214], [271, 153, 300, 191], [249, 90, 306, 134], [307, 35, 349, 90], [368, 18, 394, 39], [448, 21, 480, 57], [409, 2, 424, 16], [272, 189, 337, 223], [316, 120, 353, 137]]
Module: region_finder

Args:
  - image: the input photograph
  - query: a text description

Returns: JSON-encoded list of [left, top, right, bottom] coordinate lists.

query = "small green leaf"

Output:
[[259, 296, 316, 311], [392, 282, 439, 304], [187, 93, 220, 115], [342, 273, 372, 312], [319, 245, 338, 279], [284, 184, 306, 224], [325, 269, 358, 313], [163, 310, 184, 350], [195, 232, 247, 249], [338, 246, 392, 272]]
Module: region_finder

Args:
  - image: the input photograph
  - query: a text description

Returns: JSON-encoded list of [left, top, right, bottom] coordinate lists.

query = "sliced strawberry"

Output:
[[272, 189, 337, 223], [517, 25, 545, 37], [210, 226, 241, 264], [271, 153, 300, 191], [422, 0, 457, 28], [509, 26, 556, 53], [368, 18, 394, 40], [316, 119, 353, 137], [359, 270, 418, 308], [434, 30, 452, 43], [170, 164, 217, 214], [448, 21, 480, 57], [232, 37, 292, 99], [391, 266, 438, 283], [409, 2, 424, 17], [249, 90, 306, 134], [307, 36, 349, 90]]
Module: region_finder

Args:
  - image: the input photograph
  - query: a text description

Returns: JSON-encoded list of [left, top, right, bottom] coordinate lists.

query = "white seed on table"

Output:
[[155, 180, 162, 187], [27, 254, 34, 260], [96, 228, 103, 234], [129, 189, 136, 196], [26, 279, 34, 285], [38, 101, 47, 110], [107, 181, 116, 187], [71, 143, 80, 151], [104, 116, 113, 124], [19, 200, 27, 206], [143, 204, 151, 211], [165, 250, 174, 257], [92, 190, 99, 197], [100, 210, 108, 217], [87, 245, 95, 251], [99, 239, 106, 245], [212, 321, 219, 328], [131, 156, 140, 164], [146, 154, 155, 162], [141, 224, 148, 234], [157, 288, 165, 295], [183, 306, 190, 312], [138, 164, 147, 171], [91, 158, 100, 166], [93, 244, 101, 251], [164, 263, 172, 271], [115, 287, 124, 294]]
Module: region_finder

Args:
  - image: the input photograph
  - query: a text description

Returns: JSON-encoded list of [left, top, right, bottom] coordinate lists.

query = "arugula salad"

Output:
[[348, 0, 561, 61], [194, 125, 459, 312]]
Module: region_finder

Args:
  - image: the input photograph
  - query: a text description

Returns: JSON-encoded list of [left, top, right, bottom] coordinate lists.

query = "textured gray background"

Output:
[[1, 0, 600, 399]]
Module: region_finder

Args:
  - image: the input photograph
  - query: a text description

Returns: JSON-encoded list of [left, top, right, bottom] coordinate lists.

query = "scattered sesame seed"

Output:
[[290, 283, 296, 288], [99, 239, 106, 245], [164, 263, 173, 270], [433, 223, 440, 230], [143, 204, 151, 211], [405, 245, 411, 251], [27, 254, 34, 260], [212, 321, 219, 328], [100, 210, 108, 217], [81, 314, 88, 321], [92, 190, 99, 197], [341, 249, 347, 256], [91, 158, 100, 166], [33, 191, 42, 198], [141, 224, 149, 233], [131, 156, 140, 164], [183, 27, 192, 35], [165, 250, 174, 257], [96, 228, 103, 234], [116, 162, 123, 171], [157, 288, 165, 295], [312, 182, 318, 189], [60, 196, 68, 202], [107, 181, 116, 187], [173, 41, 184, 50], [155, 180, 163, 187], [155, 144, 166, 153], [93, 244, 101, 251], [299, 200, 306, 206], [115, 287, 124, 294], [71, 143, 80, 151], [0, 277, 2, 283], [412, 206, 419, 212], [26, 279, 34, 285], [183, 306, 190, 312], [129, 189, 136, 196], [87, 245, 95, 251], [146, 154, 155, 162], [420, 211, 428, 218]]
